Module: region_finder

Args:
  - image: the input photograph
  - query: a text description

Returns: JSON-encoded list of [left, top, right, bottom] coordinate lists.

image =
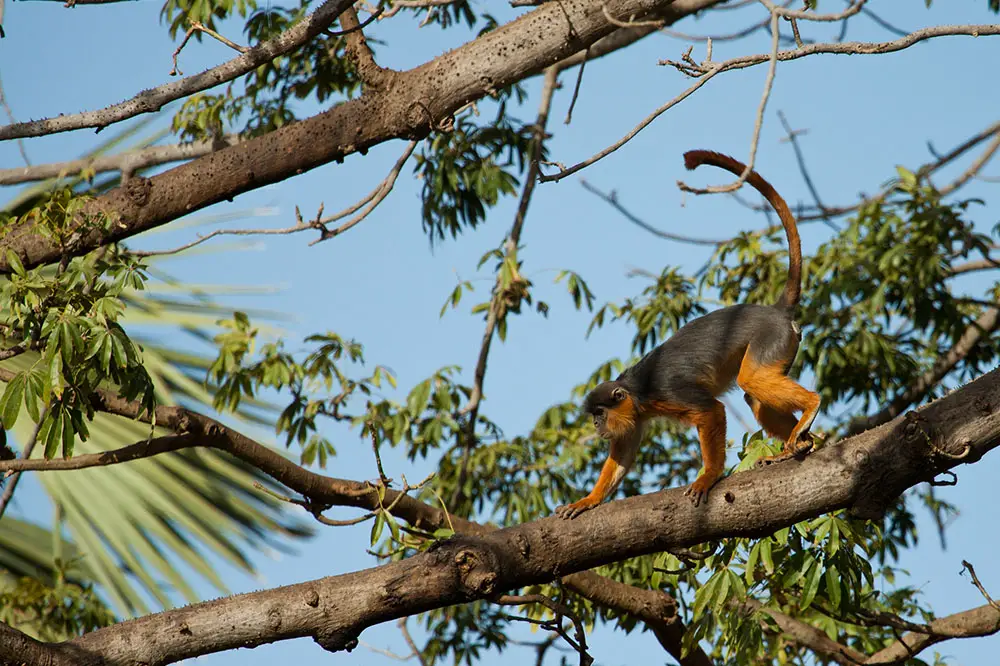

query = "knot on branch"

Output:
[[403, 100, 433, 139], [313, 627, 359, 654], [124, 176, 152, 207], [454, 548, 499, 597], [430, 536, 504, 599]]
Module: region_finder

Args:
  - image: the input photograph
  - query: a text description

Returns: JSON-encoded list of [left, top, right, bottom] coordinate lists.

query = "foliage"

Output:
[[0, 562, 115, 642]]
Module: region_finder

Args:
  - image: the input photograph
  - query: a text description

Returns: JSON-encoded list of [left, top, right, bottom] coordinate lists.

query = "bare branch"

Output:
[[451, 65, 559, 508], [0, 0, 728, 275], [131, 140, 417, 257], [307, 140, 418, 246], [865, 603, 1000, 664], [0, 136, 243, 186], [171, 21, 248, 77], [579, 179, 726, 245], [0, 407, 48, 520], [676, 5, 780, 195], [545, 21, 1000, 186], [540, 60, 722, 183], [496, 594, 593, 666], [950, 257, 1000, 276], [938, 128, 1000, 196], [962, 561, 1000, 612], [460, 67, 558, 418], [0, 0, 354, 140], [399, 617, 428, 666]]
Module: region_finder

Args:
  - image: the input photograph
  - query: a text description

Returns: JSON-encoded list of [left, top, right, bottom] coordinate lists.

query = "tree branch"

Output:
[[0, 0, 354, 140], [0, 0, 727, 275], [864, 603, 1000, 665], [847, 305, 1000, 435], [9, 365, 1000, 665], [0, 135, 243, 186], [742, 599, 866, 665]]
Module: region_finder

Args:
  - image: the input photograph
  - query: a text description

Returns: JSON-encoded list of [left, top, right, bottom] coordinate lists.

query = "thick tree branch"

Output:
[[0, 0, 354, 141], [864, 603, 1000, 664], [0, 0, 725, 275], [6, 364, 1000, 665]]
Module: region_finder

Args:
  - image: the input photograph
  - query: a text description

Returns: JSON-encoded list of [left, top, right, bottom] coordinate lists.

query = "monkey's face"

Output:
[[584, 382, 635, 440]]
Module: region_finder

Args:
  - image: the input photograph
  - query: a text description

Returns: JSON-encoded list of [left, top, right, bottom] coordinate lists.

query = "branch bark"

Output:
[[7, 365, 1000, 666], [865, 603, 1000, 665], [0, 0, 724, 275]]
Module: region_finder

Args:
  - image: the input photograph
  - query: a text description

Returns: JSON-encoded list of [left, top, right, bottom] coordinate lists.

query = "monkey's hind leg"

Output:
[[737, 355, 820, 468]]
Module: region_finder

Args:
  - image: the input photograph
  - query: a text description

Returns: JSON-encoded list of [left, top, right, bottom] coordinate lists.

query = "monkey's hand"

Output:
[[554, 496, 601, 520], [754, 432, 817, 468], [684, 470, 724, 507]]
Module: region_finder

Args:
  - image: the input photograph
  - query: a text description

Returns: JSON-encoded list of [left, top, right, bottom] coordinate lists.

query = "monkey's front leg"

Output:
[[683, 401, 727, 507], [555, 428, 642, 520]]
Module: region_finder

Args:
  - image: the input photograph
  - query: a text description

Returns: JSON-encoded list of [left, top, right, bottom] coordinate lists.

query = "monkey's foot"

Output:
[[555, 497, 600, 520], [684, 470, 724, 507], [754, 434, 816, 468]]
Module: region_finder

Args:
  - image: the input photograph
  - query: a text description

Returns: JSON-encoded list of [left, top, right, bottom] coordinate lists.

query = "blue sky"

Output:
[[2, 1, 999, 664]]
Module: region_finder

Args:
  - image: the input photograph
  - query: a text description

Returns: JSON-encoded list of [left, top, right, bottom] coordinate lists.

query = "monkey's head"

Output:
[[584, 381, 637, 440]]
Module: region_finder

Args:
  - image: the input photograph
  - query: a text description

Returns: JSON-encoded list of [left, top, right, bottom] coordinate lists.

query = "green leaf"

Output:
[[760, 537, 774, 574], [43, 410, 63, 460], [370, 511, 386, 546], [61, 408, 76, 458], [0, 372, 25, 429], [801, 557, 824, 610], [825, 564, 842, 610], [5, 249, 25, 276]]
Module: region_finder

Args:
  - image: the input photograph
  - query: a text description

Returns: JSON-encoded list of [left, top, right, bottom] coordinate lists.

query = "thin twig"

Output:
[[451, 66, 559, 506], [676, 5, 780, 195], [579, 179, 726, 245], [541, 63, 722, 183], [544, 22, 1000, 184], [308, 140, 418, 245], [132, 140, 416, 257], [564, 48, 588, 125], [962, 561, 1000, 612], [399, 617, 428, 666], [495, 594, 593, 666], [171, 20, 248, 76], [0, 135, 244, 186], [0, 70, 29, 166], [0, 408, 49, 521]]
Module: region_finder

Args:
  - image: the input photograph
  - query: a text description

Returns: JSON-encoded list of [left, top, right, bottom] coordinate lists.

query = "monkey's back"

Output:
[[619, 304, 799, 402]]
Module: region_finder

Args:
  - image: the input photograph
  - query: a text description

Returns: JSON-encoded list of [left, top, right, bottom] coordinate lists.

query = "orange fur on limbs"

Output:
[[555, 151, 821, 519]]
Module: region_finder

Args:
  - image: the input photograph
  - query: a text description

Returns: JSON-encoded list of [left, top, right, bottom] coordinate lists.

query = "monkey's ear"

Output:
[[611, 387, 628, 403]]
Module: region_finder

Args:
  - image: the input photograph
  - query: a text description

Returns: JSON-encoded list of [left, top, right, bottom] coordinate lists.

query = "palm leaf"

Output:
[[0, 116, 312, 617]]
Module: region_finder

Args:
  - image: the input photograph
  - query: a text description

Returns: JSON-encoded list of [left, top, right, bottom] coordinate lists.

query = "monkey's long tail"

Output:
[[682, 150, 802, 310]]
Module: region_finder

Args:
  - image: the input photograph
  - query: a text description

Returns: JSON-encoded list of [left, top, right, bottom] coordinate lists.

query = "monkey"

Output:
[[555, 150, 820, 519]]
